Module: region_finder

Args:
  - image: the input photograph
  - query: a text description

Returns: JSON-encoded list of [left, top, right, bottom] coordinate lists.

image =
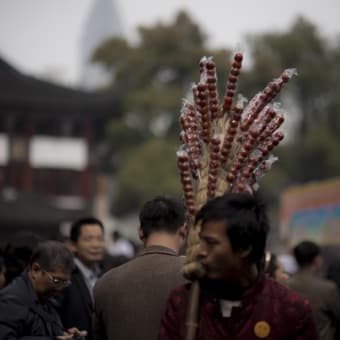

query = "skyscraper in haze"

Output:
[[79, 0, 123, 89]]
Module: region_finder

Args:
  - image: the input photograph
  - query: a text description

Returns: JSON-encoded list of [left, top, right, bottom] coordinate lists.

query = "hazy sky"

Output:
[[0, 0, 339, 86]]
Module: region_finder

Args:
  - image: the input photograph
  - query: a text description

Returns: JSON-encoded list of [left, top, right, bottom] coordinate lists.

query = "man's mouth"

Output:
[[89, 252, 102, 257]]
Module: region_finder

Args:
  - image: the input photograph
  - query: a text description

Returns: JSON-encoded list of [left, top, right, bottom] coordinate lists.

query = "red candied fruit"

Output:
[[234, 53, 243, 62]]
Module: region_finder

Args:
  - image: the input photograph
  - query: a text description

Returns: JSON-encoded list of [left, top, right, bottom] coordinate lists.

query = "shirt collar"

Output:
[[137, 245, 178, 257], [74, 257, 100, 281]]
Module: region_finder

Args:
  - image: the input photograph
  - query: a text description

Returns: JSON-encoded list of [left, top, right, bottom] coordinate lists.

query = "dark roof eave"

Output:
[[0, 57, 119, 117]]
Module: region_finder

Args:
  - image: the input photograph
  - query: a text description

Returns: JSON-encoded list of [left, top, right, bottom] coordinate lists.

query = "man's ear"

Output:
[[313, 254, 322, 270], [178, 224, 187, 239], [31, 262, 40, 272], [69, 242, 77, 254], [30, 262, 41, 279], [239, 246, 252, 259], [138, 226, 145, 241]]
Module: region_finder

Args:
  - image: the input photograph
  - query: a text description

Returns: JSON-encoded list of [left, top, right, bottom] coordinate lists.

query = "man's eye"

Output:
[[203, 238, 217, 245]]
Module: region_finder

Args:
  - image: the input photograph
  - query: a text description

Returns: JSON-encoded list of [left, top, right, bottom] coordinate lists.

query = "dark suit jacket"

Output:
[[288, 270, 340, 340], [93, 245, 186, 340], [0, 272, 64, 339], [55, 265, 94, 340]]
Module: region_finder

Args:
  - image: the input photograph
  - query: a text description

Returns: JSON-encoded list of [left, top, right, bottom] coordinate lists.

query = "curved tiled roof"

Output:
[[0, 57, 120, 117]]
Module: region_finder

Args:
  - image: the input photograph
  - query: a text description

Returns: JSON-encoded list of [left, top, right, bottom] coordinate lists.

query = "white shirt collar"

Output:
[[74, 258, 100, 286], [219, 299, 241, 317]]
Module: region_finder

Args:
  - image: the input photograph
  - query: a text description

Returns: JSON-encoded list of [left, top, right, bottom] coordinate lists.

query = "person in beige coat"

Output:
[[93, 195, 187, 340], [288, 240, 340, 340]]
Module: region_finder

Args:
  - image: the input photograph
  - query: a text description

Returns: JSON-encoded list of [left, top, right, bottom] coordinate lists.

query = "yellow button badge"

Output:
[[254, 321, 271, 338]]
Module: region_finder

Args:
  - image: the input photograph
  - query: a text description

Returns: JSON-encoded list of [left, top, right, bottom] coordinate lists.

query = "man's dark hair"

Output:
[[195, 192, 270, 265], [112, 230, 120, 240], [293, 240, 320, 268], [29, 240, 74, 272], [139, 196, 185, 238], [70, 217, 104, 242]]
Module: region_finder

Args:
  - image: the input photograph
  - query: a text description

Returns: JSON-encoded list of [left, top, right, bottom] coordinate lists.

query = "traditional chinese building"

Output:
[[0, 58, 119, 243]]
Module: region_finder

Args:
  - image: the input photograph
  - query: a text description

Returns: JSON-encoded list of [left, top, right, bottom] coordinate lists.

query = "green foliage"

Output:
[[112, 138, 182, 216], [93, 11, 231, 140], [243, 17, 337, 134], [240, 16, 340, 213]]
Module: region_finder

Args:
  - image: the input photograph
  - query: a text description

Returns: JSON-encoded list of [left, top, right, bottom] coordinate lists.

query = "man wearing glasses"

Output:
[[0, 240, 87, 339]]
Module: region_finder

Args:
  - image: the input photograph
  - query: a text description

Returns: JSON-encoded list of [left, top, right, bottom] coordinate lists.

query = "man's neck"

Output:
[[27, 271, 48, 303], [203, 263, 259, 300], [144, 232, 180, 254], [238, 262, 259, 289], [299, 265, 318, 275], [75, 257, 98, 271]]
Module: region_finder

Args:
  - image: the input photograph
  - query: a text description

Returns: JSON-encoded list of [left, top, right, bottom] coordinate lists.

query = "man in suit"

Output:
[[288, 240, 340, 340], [55, 217, 105, 340], [93, 195, 187, 340]]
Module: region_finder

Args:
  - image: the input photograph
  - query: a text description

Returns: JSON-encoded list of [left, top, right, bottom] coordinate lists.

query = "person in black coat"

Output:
[[55, 217, 105, 340], [0, 240, 87, 339]]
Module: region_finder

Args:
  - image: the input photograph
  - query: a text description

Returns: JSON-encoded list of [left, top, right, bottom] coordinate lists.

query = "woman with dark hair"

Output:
[[265, 252, 289, 285]]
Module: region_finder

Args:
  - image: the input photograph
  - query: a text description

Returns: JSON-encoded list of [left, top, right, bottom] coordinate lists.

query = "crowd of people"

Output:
[[0, 192, 340, 340]]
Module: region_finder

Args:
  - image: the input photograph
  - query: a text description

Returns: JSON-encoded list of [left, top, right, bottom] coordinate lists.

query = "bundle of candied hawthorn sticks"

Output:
[[177, 52, 296, 279], [177, 52, 297, 223]]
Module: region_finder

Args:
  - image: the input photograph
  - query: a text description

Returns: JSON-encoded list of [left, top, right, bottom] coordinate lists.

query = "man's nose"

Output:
[[197, 242, 207, 260], [90, 238, 104, 247]]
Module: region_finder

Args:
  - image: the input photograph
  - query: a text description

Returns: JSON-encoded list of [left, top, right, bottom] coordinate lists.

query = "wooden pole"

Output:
[[184, 280, 200, 340]]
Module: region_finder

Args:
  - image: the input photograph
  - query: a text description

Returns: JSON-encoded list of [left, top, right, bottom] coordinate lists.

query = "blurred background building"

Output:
[[0, 57, 119, 244], [0, 0, 127, 245]]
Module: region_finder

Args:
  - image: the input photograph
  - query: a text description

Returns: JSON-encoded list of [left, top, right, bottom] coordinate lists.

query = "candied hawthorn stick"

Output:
[[205, 58, 219, 121], [257, 114, 284, 142], [241, 68, 296, 131], [177, 150, 196, 216], [247, 107, 277, 140], [180, 100, 201, 173], [220, 105, 243, 168], [226, 130, 258, 187], [235, 130, 284, 193], [195, 82, 211, 144], [223, 53, 243, 114], [207, 136, 221, 199]]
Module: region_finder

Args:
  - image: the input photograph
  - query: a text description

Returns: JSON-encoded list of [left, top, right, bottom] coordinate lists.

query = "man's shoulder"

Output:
[[263, 277, 312, 312], [289, 272, 337, 294], [0, 274, 31, 301], [313, 275, 338, 291], [169, 282, 194, 298], [0, 276, 33, 317], [99, 253, 184, 280], [165, 282, 192, 307], [95, 255, 186, 296]]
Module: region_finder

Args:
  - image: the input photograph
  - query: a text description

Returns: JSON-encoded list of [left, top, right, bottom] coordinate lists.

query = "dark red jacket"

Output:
[[159, 276, 319, 340]]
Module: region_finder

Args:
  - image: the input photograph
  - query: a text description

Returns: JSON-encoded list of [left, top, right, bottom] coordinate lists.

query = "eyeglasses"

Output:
[[43, 270, 71, 288]]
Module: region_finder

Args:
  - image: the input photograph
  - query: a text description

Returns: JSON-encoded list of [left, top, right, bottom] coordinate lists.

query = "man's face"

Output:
[[198, 220, 243, 283], [32, 265, 72, 300], [74, 224, 104, 267]]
